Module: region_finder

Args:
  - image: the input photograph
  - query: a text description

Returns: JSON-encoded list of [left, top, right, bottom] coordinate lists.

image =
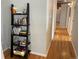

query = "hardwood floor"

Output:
[[4, 49, 46, 59], [4, 26, 76, 59], [46, 27, 76, 59]]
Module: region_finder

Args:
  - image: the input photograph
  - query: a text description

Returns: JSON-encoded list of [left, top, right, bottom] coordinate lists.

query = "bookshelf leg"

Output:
[[11, 52, 13, 57]]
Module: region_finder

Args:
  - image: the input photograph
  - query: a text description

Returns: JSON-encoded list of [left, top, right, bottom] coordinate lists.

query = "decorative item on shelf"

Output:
[[23, 9, 26, 13], [13, 7, 16, 14], [19, 17, 27, 25], [20, 18, 23, 25], [17, 19, 20, 25], [14, 19, 18, 24], [11, 4, 16, 14], [14, 40, 26, 47], [19, 30, 27, 35], [13, 27, 21, 34], [13, 46, 26, 56], [20, 40, 26, 46], [14, 40, 20, 45], [14, 17, 27, 25], [13, 50, 25, 56], [13, 36, 19, 41], [14, 18, 21, 25], [21, 26, 27, 30], [22, 17, 27, 25]]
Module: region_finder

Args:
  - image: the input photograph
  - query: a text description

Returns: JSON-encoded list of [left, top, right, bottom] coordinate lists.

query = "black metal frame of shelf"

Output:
[[13, 42, 31, 47], [12, 34, 30, 37], [11, 3, 30, 59], [12, 24, 30, 26], [13, 13, 28, 15]]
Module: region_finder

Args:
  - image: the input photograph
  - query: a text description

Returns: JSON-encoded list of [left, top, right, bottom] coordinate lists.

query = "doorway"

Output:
[[56, 0, 72, 28], [56, 0, 75, 36]]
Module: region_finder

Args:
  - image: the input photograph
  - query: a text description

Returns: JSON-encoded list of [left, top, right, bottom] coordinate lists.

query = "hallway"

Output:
[[4, 26, 76, 59], [46, 26, 76, 59]]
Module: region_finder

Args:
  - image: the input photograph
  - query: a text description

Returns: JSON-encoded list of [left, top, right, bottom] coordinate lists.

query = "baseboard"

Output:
[[71, 40, 77, 57], [3, 47, 10, 52], [46, 40, 52, 56], [3, 48, 9, 52], [3, 47, 47, 57], [30, 51, 47, 57]]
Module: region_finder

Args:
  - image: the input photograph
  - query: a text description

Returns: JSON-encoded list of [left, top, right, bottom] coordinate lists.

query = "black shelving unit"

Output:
[[11, 3, 30, 59]]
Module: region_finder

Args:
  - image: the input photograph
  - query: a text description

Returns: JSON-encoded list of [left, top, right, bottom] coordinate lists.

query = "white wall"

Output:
[[1, 0, 11, 51], [46, 0, 57, 53], [46, 0, 53, 52], [11, 0, 47, 54], [29, 0, 47, 54], [72, 1, 78, 56]]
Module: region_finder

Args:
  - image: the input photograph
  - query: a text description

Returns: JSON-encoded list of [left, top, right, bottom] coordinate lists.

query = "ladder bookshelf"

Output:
[[11, 3, 30, 59]]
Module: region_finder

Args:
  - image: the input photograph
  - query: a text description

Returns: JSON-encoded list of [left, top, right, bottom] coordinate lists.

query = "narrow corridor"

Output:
[[46, 26, 76, 59]]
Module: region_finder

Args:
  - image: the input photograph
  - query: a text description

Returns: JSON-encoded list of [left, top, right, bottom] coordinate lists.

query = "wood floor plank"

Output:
[[4, 27, 76, 59], [4, 49, 46, 59], [46, 27, 76, 59]]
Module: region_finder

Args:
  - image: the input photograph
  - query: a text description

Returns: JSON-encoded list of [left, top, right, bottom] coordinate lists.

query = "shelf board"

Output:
[[12, 34, 30, 37], [12, 24, 30, 26], [13, 49, 31, 57], [13, 50, 26, 57], [13, 13, 28, 15], [13, 42, 31, 47]]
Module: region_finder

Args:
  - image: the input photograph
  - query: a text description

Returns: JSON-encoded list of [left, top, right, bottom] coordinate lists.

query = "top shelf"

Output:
[[12, 13, 28, 15]]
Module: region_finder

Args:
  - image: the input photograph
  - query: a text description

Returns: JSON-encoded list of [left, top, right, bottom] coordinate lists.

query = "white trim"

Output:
[[3, 48, 9, 52], [3, 47, 10, 52], [3, 47, 47, 57], [46, 39, 52, 56], [52, 0, 57, 40], [71, 39, 77, 58], [30, 51, 47, 57]]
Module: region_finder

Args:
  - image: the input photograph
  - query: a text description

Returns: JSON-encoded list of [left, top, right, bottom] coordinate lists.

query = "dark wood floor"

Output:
[[4, 26, 76, 59]]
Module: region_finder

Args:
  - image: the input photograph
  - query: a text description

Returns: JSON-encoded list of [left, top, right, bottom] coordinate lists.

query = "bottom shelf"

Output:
[[13, 46, 31, 57], [13, 50, 26, 57], [13, 46, 26, 57], [13, 50, 31, 57]]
